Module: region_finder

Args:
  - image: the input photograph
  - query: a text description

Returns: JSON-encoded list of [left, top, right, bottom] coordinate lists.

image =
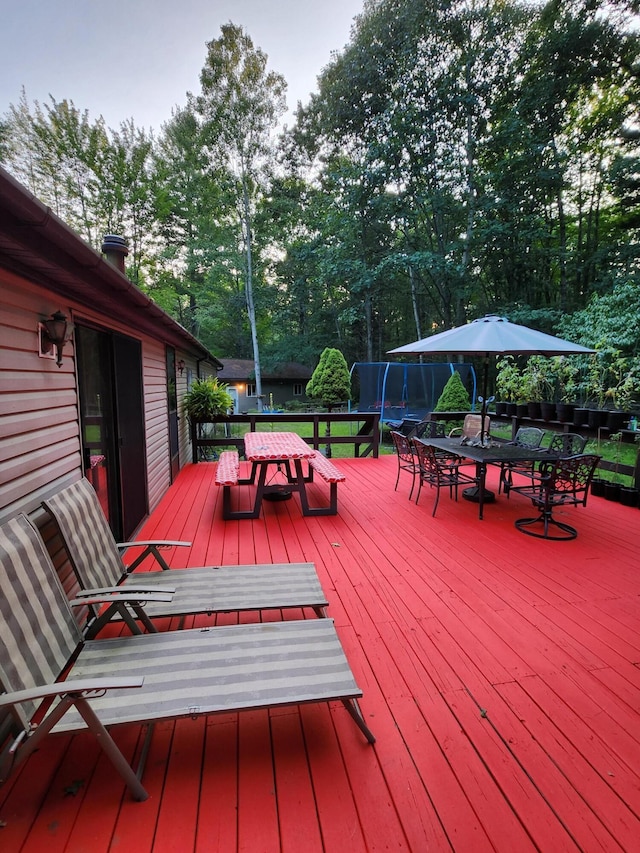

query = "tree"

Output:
[[194, 23, 287, 410], [1, 92, 157, 276], [306, 347, 352, 456], [306, 347, 352, 408], [152, 105, 241, 345]]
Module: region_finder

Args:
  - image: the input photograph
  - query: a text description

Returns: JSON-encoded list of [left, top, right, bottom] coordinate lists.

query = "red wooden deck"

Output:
[[2, 455, 640, 852]]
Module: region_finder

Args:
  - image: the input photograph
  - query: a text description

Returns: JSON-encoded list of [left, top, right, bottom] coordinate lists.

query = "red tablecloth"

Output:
[[244, 432, 314, 461]]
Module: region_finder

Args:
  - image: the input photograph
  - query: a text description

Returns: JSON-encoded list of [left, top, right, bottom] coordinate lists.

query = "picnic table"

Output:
[[217, 432, 344, 519]]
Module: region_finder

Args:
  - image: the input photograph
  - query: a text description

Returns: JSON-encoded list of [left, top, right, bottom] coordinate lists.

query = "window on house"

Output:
[[247, 383, 257, 397], [293, 383, 303, 396]]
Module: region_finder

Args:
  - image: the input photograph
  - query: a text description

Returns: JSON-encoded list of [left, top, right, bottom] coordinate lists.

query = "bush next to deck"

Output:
[[433, 371, 472, 413]]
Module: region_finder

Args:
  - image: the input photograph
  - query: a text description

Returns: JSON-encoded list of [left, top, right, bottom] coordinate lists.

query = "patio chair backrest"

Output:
[[414, 420, 446, 439], [547, 454, 600, 505], [43, 478, 125, 590], [511, 427, 545, 448], [452, 413, 490, 439], [548, 432, 587, 456], [413, 440, 443, 480], [0, 515, 81, 725], [390, 430, 415, 464]]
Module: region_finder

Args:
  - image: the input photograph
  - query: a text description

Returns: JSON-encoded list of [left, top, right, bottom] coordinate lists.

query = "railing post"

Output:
[[191, 420, 198, 464]]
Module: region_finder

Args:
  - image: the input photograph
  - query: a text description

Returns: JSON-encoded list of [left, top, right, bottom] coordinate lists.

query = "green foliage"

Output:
[[433, 372, 471, 412], [559, 280, 640, 355], [182, 378, 233, 422], [519, 357, 556, 403], [3, 5, 640, 372], [495, 357, 525, 402], [306, 348, 351, 408]]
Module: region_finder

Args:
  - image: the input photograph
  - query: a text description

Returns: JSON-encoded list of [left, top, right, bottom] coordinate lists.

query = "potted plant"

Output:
[[183, 377, 233, 423], [552, 356, 579, 423], [604, 353, 640, 431], [620, 483, 639, 507], [495, 357, 523, 416], [602, 433, 625, 501], [521, 357, 555, 420], [584, 351, 612, 429]]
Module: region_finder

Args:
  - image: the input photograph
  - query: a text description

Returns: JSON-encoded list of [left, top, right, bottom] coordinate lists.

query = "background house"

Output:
[[0, 166, 221, 540], [217, 359, 312, 412]]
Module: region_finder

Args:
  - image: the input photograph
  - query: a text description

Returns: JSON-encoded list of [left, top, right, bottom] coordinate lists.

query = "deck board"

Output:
[[2, 455, 640, 852]]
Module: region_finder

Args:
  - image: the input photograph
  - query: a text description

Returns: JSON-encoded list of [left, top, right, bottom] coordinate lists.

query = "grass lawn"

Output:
[[490, 422, 639, 486]]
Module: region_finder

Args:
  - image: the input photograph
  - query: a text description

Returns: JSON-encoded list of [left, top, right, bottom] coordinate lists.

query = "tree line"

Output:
[[2, 0, 640, 391]]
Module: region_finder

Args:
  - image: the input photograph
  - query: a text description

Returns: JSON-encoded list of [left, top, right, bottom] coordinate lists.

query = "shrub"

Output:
[[433, 371, 471, 412], [306, 348, 351, 410]]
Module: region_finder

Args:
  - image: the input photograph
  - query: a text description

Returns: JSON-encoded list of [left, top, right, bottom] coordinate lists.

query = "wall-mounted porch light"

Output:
[[40, 310, 72, 367], [177, 359, 186, 375]]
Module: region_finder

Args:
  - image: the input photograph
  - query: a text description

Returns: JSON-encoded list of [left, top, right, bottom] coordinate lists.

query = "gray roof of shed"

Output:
[[218, 359, 313, 381]]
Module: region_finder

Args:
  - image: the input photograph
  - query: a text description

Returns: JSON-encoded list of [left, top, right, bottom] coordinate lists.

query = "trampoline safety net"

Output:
[[350, 362, 477, 423]]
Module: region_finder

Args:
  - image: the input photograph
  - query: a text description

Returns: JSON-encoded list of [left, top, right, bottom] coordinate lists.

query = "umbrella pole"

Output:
[[480, 358, 489, 444], [463, 356, 496, 509]]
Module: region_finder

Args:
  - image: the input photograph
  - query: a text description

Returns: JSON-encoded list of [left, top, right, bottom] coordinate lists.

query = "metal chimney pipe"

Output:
[[101, 234, 129, 274]]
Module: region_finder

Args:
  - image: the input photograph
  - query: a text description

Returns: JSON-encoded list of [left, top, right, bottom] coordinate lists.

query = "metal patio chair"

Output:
[[413, 439, 480, 517], [42, 478, 328, 637], [0, 514, 375, 803], [390, 430, 420, 499], [498, 426, 546, 495], [512, 453, 600, 539]]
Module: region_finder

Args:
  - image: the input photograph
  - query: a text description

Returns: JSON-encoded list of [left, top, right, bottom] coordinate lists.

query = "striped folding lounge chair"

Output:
[[42, 478, 328, 636], [0, 514, 375, 802]]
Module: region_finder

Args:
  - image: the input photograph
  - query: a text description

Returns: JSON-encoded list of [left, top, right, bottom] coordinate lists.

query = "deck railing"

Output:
[[190, 412, 380, 463]]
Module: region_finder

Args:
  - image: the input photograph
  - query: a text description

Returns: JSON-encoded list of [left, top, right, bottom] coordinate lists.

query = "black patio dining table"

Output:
[[415, 436, 563, 520]]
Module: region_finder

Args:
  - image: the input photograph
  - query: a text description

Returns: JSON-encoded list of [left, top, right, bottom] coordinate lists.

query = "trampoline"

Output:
[[350, 362, 477, 424]]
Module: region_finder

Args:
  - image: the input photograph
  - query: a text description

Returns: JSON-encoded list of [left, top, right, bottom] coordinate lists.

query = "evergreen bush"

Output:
[[433, 371, 471, 412], [306, 348, 351, 409]]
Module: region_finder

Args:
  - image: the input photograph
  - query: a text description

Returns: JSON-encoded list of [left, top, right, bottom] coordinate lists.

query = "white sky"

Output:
[[0, 0, 365, 134]]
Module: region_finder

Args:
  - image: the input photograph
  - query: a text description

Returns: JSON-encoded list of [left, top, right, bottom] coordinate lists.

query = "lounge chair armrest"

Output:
[[73, 584, 176, 598], [0, 676, 144, 710], [70, 590, 175, 608], [116, 540, 191, 551], [116, 540, 191, 572]]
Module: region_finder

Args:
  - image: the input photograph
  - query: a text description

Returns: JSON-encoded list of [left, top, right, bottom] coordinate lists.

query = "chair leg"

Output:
[[514, 510, 578, 540], [431, 484, 440, 517]]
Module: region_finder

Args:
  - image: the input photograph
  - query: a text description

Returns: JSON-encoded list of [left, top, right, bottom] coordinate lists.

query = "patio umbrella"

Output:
[[388, 314, 595, 444]]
